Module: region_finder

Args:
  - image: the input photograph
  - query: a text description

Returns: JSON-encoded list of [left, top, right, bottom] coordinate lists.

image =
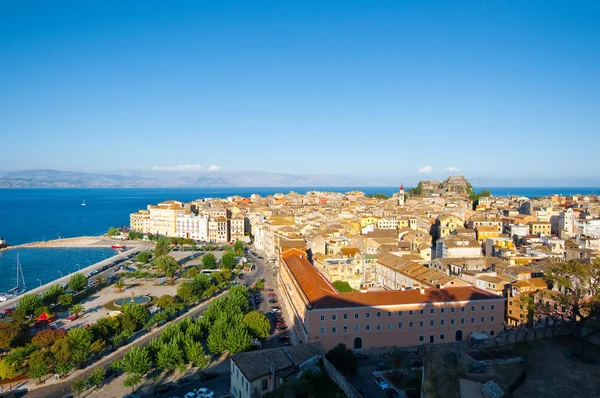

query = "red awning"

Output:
[[35, 312, 54, 321]]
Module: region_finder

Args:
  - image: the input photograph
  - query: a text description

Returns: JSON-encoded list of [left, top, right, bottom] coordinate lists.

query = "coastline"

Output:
[[0, 235, 142, 251]]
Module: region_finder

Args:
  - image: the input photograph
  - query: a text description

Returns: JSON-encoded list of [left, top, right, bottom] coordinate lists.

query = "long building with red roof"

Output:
[[278, 246, 505, 350]]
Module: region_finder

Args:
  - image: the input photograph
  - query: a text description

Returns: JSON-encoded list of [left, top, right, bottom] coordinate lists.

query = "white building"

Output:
[[175, 213, 209, 241], [436, 235, 482, 259]]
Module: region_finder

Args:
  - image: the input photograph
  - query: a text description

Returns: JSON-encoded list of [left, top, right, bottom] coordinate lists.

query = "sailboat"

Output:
[[81, 199, 86, 206], [0, 253, 26, 301]]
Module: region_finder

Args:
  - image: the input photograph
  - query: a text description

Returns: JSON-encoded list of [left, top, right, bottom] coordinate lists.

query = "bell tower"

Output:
[[398, 184, 405, 206]]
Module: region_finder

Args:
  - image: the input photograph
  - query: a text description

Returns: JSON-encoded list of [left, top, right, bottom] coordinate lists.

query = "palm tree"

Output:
[[70, 304, 84, 317], [115, 279, 125, 292]]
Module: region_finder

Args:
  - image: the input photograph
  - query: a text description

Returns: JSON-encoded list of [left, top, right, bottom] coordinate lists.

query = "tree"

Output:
[[51, 337, 73, 367], [123, 373, 142, 394], [156, 342, 184, 380], [107, 227, 120, 236], [242, 311, 271, 339], [32, 328, 67, 348], [184, 267, 199, 278], [115, 279, 125, 292], [58, 294, 73, 307], [325, 343, 358, 376], [221, 251, 237, 270], [234, 240, 244, 256], [69, 328, 93, 368], [28, 349, 51, 383], [122, 346, 152, 376], [16, 292, 42, 316], [42, 284, 65, 306], [207, 317, 228, 354], [0, 359, 17, 380], [121, 303, 150, 332], [332, 281, 356, 292], [155, 255, 181, 280], [225, 324, 252, 354], [70, 304, 84, 316], [68, 273, 87, 292], [71, 378, 88, 397], [190, 274, 212, 297], [184, 338, 209, 369], [530, 259, 600, 357], [480, 189, 491, 197], [202, 252, 217, 269], [88, 367, 106, 388], [157, 294, 177, 309], [0, 322, 29, 350], [176, 282, 194, 303], [154, 237, 171, 257], [136, 251, 152, 264], [90, 339, 106, 355]]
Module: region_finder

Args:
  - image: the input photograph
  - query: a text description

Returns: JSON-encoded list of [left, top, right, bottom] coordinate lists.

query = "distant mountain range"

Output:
[[0, 169, 392, 188]]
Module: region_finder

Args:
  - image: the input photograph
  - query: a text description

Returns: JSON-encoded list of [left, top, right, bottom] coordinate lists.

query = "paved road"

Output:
[[22, 249, 267, 398]]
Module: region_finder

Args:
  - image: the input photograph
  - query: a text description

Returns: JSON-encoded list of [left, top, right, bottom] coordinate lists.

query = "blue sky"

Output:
[[1, 1, 599, 185]]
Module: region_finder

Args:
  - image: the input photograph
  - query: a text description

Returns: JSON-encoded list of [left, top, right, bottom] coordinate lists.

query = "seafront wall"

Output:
[[0, 236, 122, 252]]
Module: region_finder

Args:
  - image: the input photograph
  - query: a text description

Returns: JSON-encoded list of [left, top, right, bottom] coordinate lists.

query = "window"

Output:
[[419, 309, 424, 315], [509, 310, 513, 314], [491, 316, 495, 322], [409, 310, 414, 315], [461, 306, 465, 312], [354, 313, 359, 319], [490, 331, 495, 336], [377, 311, 381, 318], [399, 310, 403, 316], [441, 319, 445, 326], [366, 313, 371, 318], [388, 311, 392, 317], [232, 363, 235, 372], [481, 305, 485, 311], [377, 323, 381, 330], [430, 320, 434, 326], [343, 326, 348, 333], [354, 325, 359, 332], [332, 314, 337, 321], [332, 326, 337, 333], [440, 334, 445, 341], [471, 305, 475, 311], [441, 308, 445, 314], [429, 335, 434, 343], [366, 325, 370, 331], [388, 323, 392, 330], [430, 308, 435, 314], [320, 327, 325, 334], [320, 315, 325, 321], [399, 322, 403, 328], [419, 321, 424, 327], [491, 305, 495, 310], [451, 307, 455, 313], [461, 318, 465, 324], [419, 336, 424, 342], [450, 318, 455, 325], [471, 317, 475, 324], [344, 313, 348, 320], [481, 317, 485, 323], [262, 379, 269, 391]]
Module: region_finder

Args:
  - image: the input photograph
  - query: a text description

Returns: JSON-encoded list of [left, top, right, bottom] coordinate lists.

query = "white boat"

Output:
[[6, 253, 26, 299], [81, 199, 86, 206]]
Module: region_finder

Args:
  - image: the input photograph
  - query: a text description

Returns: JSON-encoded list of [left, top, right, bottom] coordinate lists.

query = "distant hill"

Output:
[[0, 169, 390, 188]]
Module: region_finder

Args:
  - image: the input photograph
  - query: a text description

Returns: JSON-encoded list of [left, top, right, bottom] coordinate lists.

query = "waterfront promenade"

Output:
[[0, 239, 153, 312]]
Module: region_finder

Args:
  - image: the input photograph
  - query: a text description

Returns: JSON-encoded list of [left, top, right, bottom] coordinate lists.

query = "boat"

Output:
[[0, 237, 8, 249], [81, 199, 86, 206], [111, 244, 125, 249], [5, 253, 27, 300]]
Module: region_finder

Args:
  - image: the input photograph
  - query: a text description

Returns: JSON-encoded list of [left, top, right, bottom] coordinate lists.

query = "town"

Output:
[[0, 176, 599, 398]]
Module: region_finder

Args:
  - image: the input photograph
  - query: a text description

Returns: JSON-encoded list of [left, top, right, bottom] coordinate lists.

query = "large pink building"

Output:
[[278, 247, 505, 351]]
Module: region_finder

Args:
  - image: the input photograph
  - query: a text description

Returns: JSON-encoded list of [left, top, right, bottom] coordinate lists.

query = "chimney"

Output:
[[401, 285, 406, 291], [440, 285, 445, 289], [420, 287, 425, 295], [360, 286, 368, 294]]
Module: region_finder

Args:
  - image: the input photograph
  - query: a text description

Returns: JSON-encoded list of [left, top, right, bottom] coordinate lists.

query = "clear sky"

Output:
[[1, 1, 599, 185]]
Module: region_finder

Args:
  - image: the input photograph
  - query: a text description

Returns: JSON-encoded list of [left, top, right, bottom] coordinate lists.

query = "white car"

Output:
[[374, 377, 389, 390], [185, 388, 214, 398]]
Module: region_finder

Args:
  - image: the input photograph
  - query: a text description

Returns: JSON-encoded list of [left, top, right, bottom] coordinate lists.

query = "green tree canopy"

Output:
[[332, 281, 356, 292], [221, 251, 237, 270], [156, 341, 184, 379], [176, 282, 194, 303], [27, 349, 52, 383], [121, 346, 152, 376], [325, 343, 358, 376], [88, 367, 106, 388], [70, 303, 84, 316], [367, 193, 389, 199], [107, 227, 120, 236], [155, 255, 181, 280], [123, 373, 142, 394], [51, 337, 73, 367], [68, 273, 88, 292], [71, 378, 88, 396], [202, 252, 217, 269], [58, 293, 73, 307], [136, 251, 152, 264], [42, 284, 65, 306], [154, 237, 171, 257], [184, 337, 209, 369], [69, 328, 93, 367], [16, 292, 42, 316], [120, 303, 150, 332], [242, 311, 271, 339], [32, 328, 67, 348], [184, 267, 199, 278]]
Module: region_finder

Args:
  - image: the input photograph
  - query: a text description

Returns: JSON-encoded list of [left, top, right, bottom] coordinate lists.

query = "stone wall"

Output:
[[322, 358, 363, 398]]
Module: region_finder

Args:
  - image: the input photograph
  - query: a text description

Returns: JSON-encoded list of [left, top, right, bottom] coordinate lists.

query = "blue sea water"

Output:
[[0, 186, 597, 293]]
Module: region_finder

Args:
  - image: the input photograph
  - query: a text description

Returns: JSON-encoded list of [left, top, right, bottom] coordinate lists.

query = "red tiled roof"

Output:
[[282, 254, 503, 310]]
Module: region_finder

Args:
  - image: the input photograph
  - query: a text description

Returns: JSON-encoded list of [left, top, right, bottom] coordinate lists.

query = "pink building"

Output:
[[278, 247, 505, 351]]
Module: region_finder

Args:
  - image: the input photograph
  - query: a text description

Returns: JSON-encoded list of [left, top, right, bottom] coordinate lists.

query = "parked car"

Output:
[[374, 377, 389, 390], [176, 376, 195, 387], [278, 335, 290, 342], [267, 293, 276, 297], [196, 388, 215, 398], [153, 384, 174, 395], [198, 371, 219, 381], [4, 308, 15, 313], [277, 324, 288, 331]]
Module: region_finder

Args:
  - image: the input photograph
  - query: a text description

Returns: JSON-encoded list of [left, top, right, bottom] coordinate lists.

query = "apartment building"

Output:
[[208, 217, 229, 243], [278, 246, 505, 351], [175, 213, 209, 241], [230, 214, 246, 241], [435, 235, 482, 259], [147, 201, 187, 236], [129, 209, 150, 233]]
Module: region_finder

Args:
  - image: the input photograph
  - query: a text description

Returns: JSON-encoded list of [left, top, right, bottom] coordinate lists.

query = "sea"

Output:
[[0, 186, 597, 293]]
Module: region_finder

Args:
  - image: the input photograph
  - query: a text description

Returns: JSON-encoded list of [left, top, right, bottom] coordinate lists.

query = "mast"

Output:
[[16, 253, 26, 291]]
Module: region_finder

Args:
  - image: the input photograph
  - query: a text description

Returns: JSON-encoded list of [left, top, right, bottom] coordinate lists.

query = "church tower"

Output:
[[398, 184, 405, 206]]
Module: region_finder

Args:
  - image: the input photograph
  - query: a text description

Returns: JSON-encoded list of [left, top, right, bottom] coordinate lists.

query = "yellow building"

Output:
[[147, 201, 186, 237], [437, 214, 463, 238], [208, 217, 229, 243], [475, 225, 501, 243], [527, 221, 551, 237], [360, 216, 380, 228], [506, 278, 547, 327], [130, 210, 150, 233]]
